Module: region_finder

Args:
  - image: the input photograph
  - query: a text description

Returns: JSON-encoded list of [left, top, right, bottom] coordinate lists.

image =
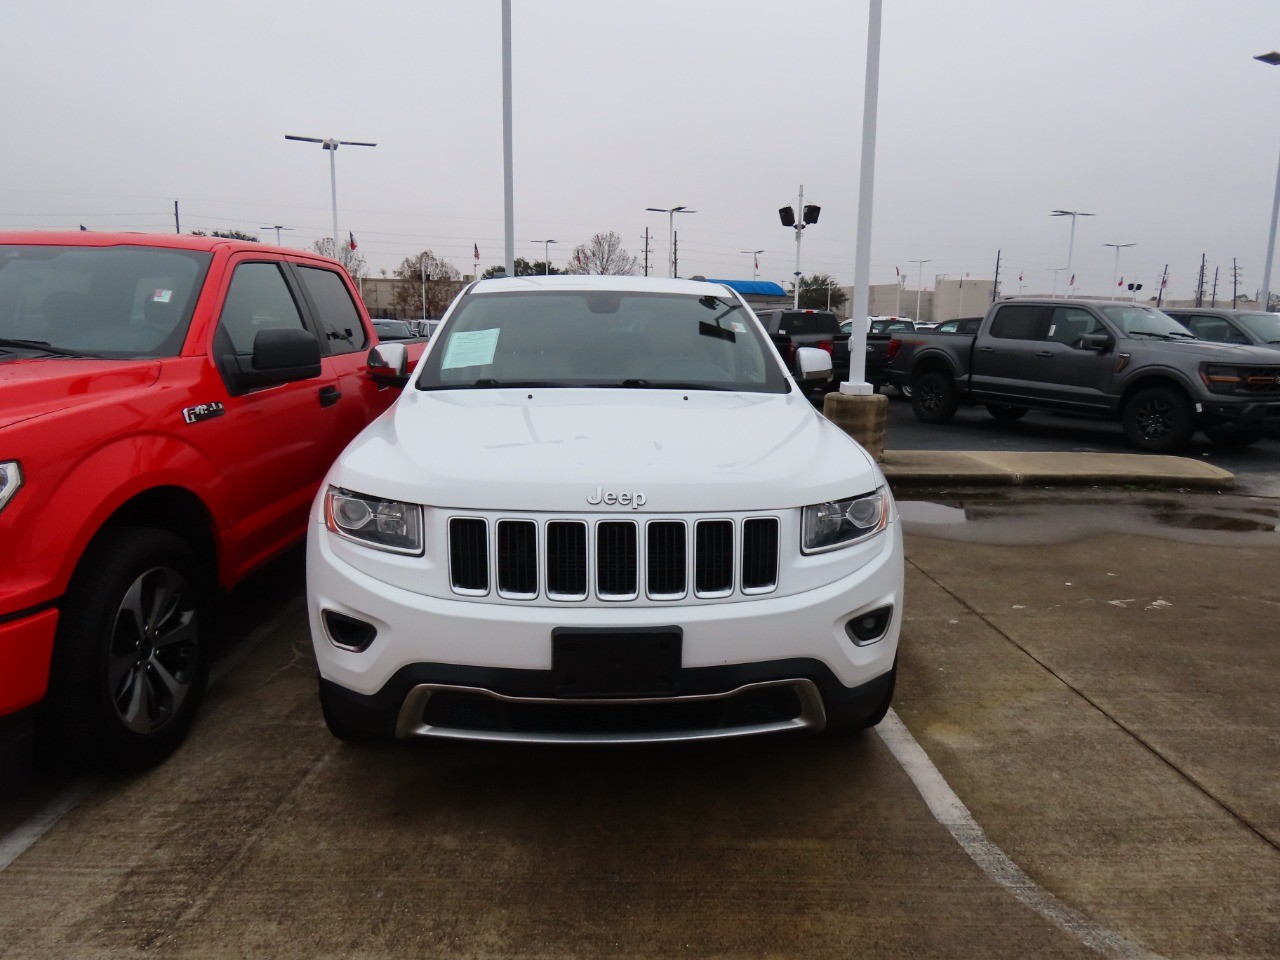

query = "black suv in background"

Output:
[[754, 308, 849, 391]]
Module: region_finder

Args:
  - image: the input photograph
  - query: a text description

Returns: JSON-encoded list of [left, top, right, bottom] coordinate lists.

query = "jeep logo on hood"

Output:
[[587, 486, 647, 509]]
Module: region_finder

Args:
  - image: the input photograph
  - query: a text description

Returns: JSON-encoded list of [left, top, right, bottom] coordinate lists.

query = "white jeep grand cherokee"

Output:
[[307, 275, 903, 744]]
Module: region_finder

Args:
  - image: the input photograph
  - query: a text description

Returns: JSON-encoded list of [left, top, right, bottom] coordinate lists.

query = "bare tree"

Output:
[[312, 238, 367, 280], [391, 250, 461, 317], [565, 231, 639, 276]]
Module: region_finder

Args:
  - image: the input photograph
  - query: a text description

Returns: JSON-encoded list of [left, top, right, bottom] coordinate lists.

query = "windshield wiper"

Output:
[[590, 379, 731, 391], [470, 378, 566, 388], [0, 337, 99, 357]]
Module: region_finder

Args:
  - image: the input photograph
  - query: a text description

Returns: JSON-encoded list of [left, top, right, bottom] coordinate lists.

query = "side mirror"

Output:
[[368, 342, 409, 388], [795, 346, 833, 384], [228, 328, 322, 391], [1077, 332, 1113, 353]]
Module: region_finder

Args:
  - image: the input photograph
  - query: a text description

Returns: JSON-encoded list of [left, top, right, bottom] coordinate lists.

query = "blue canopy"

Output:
[[704, 279, 788, 297]]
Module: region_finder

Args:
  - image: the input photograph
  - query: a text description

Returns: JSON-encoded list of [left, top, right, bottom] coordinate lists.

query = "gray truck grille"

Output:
[[447, 516, 780, 601]]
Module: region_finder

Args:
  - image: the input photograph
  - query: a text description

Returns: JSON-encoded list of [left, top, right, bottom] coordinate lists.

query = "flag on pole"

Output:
[[894, 266, 900, 277], [79, 224, 87, 231], [473, 243, 480, 261], [348, 231, 357, 251], [1117, 276, 1124, 287], [754, 254, 759, 271], [1018, 271, 1023, 282], [1069, 274, 1076, 287]]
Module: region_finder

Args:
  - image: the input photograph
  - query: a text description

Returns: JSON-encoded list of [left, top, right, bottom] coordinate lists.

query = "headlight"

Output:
[[324, 487, 423, 555], [1200, 364, 1243, 394], [802, 487, 889, 554], [0, 461, 22, 515]]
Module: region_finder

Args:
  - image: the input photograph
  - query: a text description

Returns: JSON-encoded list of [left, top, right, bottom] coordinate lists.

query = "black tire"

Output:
[[986, 403, 1029, 423], [1121, 386, 1194, 452], [911, 371, 959, 424], [45, 528, 210, 772], [1203, 426, 1264, 447], [896, 384, 913, 400]]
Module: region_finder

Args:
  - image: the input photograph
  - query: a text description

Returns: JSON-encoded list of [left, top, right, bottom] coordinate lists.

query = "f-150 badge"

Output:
[[182, 402, 226, 424]]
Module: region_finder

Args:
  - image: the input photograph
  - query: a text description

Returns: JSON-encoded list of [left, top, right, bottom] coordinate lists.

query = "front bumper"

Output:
[[1194, 397, 1280, 428], [308, 522, 903, 743]]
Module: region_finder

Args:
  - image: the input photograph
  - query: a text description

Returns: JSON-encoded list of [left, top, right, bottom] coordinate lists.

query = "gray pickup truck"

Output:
[[887, 298, 1280, 451]]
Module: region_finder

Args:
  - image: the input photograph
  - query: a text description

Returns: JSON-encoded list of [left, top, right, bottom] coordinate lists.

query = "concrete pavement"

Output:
[[880, 450, 1235, 490]]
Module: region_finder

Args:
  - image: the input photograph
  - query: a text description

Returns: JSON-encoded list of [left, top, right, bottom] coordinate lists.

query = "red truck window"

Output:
[[297, 266, 368, 355], [218, 263, 307, 354]]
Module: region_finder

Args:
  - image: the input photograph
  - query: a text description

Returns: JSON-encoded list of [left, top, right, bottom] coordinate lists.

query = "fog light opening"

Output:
[[322, 609, 378, 652], [845, 606, 892, 646]]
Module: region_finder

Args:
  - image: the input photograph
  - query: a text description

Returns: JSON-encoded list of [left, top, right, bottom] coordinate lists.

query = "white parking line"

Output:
[[0, 603, 298, 874], [876, 709, 1167, 960]]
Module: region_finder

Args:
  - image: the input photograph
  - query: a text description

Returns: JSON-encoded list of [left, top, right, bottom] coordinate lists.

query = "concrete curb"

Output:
[[879, 451, 1235, 490]]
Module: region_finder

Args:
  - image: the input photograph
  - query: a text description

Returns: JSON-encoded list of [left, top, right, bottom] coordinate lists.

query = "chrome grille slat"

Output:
[[446, 515, 779, 601]]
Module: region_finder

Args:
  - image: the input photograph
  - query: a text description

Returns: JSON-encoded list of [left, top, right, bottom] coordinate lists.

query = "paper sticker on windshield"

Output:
[[152, 289, 173, 303], [730, 322, 747, 333], [442, 328, 499, 369]]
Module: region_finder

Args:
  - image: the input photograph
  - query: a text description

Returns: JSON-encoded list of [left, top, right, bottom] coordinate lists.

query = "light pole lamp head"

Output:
[[1254, 51, 1280, 66], [779, 206, 796, 227], [802, 204, 821, 225]]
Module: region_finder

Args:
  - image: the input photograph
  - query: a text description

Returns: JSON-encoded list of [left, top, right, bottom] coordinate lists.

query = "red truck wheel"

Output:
[[46, 529, 210, 771]]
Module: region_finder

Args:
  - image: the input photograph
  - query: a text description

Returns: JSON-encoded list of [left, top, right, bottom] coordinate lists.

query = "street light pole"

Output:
[[741, 249, 764, 280], [1051, 209, 1095, 297], [646, 206, 696, 277], [419, 254, 427, 324], [259, 225, 293, 246], [285, 135, 376, 258], [1255, 51, 1280, 312], [908, 259, 931, 321], [532, 239, 557, 275], [1103, 242, 1136, 300]]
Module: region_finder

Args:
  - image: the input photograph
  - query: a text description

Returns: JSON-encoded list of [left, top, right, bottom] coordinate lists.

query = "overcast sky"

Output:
[[4, 1, 1279, 302]]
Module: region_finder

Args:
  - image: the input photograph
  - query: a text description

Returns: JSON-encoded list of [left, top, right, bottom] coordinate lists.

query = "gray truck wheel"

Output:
[[1121, 386, 1194, 452], [46, 528, 209, 771], [911, 371, 958, 423]]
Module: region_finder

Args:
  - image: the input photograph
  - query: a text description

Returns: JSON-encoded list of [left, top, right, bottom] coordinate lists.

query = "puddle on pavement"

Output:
[[897, 490, 1280, 546]]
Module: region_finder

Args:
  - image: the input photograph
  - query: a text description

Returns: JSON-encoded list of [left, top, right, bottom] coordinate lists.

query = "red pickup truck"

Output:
[[0, 231, 414, 776]]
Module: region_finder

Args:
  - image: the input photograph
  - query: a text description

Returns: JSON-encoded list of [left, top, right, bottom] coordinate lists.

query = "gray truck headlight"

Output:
[[0, 461, 22, 515], [324, 487, 423, 555], [802, 487, 888, 553]]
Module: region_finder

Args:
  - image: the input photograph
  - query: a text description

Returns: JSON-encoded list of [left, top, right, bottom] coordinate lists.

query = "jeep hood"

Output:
[[330, 388, 881, 513], [0, 357, 162, 431]]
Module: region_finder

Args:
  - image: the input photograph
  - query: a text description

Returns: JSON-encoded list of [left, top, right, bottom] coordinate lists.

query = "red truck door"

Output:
[[197, 255, 345, 576]]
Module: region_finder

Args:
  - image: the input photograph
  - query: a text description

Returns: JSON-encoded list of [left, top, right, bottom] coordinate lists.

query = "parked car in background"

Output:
[[0, 231, 424, 779], [372, 319, 424, 342], [755, 308, 848, 391], [932, 317, 984, 335], [1163, 308, 1280, 350], [888, 297, 1280, 451], [308, 275, 901, 747]]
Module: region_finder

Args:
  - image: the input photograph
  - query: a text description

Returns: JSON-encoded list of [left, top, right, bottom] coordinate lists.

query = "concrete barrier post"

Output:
[[822, 392, 889, 461]]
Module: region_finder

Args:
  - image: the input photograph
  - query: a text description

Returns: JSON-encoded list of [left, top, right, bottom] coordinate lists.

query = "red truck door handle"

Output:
[[318, 385, 342, 407]]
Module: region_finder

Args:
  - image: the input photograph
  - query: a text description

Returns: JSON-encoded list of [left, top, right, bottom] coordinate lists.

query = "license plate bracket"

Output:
[[551, 628, 682, 697]]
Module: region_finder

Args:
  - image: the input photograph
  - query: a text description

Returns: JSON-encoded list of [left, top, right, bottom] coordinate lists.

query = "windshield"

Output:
[[415, 289, 790, 393], [374, 320, 415, 340], [1100, 305, 1196, 340], [1235, 312, 1280, 344], [0, 245, 211, 359]]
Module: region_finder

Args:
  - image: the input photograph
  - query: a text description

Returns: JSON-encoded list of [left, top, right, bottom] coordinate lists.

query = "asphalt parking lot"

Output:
[[2, 487, 1276, 960]]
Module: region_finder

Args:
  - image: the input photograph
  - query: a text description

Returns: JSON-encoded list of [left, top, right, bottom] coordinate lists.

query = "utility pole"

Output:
[[1232, 258, 1241, 308], [1211, 266, 1219, 307], [673, 232, 679, 279], [642, 228, 651, 278], [173, 200, 181, 234], [1157, 264, 1169, 307], [1196, 254, 1207, 307], [991, 249, 1001, 303]]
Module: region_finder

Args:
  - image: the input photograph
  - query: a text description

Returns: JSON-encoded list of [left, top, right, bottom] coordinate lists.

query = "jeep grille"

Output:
[[448, 515, 780, 601]]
